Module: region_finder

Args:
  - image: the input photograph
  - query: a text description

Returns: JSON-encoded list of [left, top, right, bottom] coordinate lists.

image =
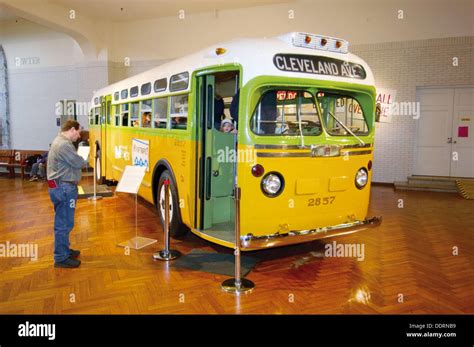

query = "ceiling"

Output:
[[0, 7, 18, 22], [46, 0, 291, 22]]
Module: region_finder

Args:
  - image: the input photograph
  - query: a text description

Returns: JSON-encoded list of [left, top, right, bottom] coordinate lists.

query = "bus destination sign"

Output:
[[273, 54, 366, 80]]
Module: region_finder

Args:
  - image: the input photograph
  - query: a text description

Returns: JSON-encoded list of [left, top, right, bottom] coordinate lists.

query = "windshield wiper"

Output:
[[328, 111, 366, 146]]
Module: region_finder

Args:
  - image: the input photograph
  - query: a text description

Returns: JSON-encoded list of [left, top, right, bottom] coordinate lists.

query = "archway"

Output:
[[0, 44, 10, 149]]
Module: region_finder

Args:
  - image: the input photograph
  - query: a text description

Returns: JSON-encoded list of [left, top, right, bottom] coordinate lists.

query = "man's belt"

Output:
[[47, 179, 78, 188]]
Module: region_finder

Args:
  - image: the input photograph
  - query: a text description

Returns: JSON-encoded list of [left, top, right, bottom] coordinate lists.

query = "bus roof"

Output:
[[90, 32, 375, 106]]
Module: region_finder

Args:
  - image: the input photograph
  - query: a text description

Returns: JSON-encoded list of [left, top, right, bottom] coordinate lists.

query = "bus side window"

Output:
[[170, 94, 188, 130], [140, 100, 152, 128], [94, 107, 100, 125], [130, 102, 140, 127], [121, 103, 129, 127], [153, 97, 168, 129], [114, 104, 121, 126], [106, 100, 111, 125]]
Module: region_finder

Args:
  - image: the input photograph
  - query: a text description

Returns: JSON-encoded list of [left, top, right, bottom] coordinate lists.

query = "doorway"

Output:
[[415, 87, 474, 178], [196, 70, 240, 239]]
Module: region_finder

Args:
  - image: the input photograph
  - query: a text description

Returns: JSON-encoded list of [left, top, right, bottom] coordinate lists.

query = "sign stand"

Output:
[[153, 179, 181, 261], [116, 166, 157, 250], [221, 186, 255, 294], [88, 153, 102, 202]]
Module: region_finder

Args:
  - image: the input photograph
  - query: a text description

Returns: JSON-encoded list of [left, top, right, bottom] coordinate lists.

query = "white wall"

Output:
[[110, 0, 474, 62], [1, 20, 108, 150], [352, 36, 473, 183], [1, 0, 473, 181]]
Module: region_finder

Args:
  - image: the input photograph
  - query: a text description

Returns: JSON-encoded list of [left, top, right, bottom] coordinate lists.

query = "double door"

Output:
[[415, 87, 474, 177]]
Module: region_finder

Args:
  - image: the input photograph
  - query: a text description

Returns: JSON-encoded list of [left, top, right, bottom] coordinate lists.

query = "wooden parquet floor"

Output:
[[0, 177, 472, 314]]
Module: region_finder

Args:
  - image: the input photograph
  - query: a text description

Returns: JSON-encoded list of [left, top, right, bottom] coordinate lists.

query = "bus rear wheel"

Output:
[[157, 170, 189, 238]]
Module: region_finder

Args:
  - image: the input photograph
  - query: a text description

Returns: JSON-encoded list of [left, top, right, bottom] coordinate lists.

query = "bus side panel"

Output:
[[104, 126, 195, 228]]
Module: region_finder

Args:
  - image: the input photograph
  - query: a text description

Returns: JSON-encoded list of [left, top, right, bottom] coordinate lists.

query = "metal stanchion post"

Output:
[[153, 179, 181, 261], [88, 152, 102, 201], [221, 186, 255, 294]]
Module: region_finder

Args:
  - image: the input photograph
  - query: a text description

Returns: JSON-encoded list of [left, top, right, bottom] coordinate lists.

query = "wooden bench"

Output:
[[0, 149, 47, 179], [0, 149, 15, 178]]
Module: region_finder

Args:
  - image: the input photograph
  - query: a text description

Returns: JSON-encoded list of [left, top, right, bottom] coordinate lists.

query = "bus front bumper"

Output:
[[240, 216, 382, 250]]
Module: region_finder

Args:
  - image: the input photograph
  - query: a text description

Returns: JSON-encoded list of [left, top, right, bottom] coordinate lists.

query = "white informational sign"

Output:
[[77, 146, 90, 161], [376, 88, 397, 123], [116, 165, 146, 194], [132, 139, 149, 172]]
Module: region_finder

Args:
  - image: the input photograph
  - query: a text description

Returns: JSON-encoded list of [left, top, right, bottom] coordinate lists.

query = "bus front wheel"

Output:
[[157, 170, 189, 238]]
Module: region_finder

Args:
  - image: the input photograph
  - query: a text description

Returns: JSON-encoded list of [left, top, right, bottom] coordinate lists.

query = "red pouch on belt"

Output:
[[47, 179, 58, 188]]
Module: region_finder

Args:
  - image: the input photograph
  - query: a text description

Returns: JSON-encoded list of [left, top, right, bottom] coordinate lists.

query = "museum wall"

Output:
[[1, 0, 473, 181], [0, 19, 108, 150], [110, 0, 474, 62], [352, 36, 473, 183]]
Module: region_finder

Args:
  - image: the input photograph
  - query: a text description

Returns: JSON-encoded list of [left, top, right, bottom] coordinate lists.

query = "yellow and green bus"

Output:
[[88, 32, 381, 251]]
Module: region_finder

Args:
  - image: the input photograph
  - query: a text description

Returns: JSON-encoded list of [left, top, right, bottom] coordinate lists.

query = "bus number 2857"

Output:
[[308, 196, 336, 206]]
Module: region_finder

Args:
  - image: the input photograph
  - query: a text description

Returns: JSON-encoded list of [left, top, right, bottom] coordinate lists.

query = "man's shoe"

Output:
[[29, 176, 38, 182], [54, 257, 81, 268], [70, 249, 81, 258]]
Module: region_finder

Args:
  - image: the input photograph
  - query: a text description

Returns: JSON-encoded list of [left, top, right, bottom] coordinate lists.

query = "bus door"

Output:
[[197, 72, 238, 232], [98, 95, 111, 182]]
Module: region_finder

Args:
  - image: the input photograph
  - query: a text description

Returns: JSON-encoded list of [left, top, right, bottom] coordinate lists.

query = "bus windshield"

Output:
[[317, 92, 369, 136], [251, 90, 322, 136], [251, 89, 369, 138]]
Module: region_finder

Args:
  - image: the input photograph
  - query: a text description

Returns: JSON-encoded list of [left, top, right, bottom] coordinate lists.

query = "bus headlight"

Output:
[[355, 168, 368, 189], [261, 172, 284, 197]]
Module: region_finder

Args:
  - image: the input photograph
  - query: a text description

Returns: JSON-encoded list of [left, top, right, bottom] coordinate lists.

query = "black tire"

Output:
[[157, 170, 189, 238]]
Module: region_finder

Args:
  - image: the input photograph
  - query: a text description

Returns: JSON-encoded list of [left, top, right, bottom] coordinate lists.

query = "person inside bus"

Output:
[[220, 119, 237, 134], [230, 90, 239, 116], [214, 94, 225, 129], [260, 91, 277, 134], [142, 112, 151, 128], [230, 89, 239, 130], [172, 116, 187, 129], [122, 114, 129, 127]]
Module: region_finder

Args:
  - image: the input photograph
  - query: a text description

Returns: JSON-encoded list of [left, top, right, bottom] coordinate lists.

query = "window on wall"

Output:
[[130, 102, 140, 127], [153, 98, 168, 128], [121, 103, 129, 127], [114, 92, 119, 101], [140, 100, 152, 128], [170, 94, 188, 130]]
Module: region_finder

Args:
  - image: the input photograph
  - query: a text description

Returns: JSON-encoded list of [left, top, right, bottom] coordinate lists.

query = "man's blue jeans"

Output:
[[49, 183, 78, 263]]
